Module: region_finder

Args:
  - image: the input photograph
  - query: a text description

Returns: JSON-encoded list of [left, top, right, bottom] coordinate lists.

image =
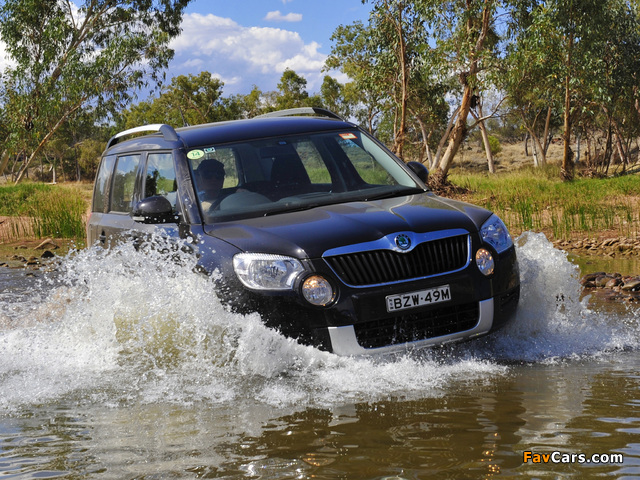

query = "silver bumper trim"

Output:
[[327, 298, 494, 356]]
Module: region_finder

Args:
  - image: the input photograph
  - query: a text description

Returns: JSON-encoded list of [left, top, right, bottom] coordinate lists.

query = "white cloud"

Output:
[[169, 13, 327, 94], [0, 40, 16, 71], [264, 11, 303, 22]]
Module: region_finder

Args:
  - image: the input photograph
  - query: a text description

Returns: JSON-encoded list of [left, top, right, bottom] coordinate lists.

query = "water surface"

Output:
[[0, 232, 639, 478]]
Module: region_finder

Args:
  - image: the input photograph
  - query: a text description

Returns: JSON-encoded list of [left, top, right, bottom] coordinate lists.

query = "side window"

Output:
[[110, 155, 140, 213], [92, 155, 116, 213], [145, 153, 177, 210], [189, 147, 239, 189]]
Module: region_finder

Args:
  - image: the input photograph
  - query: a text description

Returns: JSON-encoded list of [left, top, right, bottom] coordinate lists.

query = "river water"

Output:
[[1, 232, 639, 479]]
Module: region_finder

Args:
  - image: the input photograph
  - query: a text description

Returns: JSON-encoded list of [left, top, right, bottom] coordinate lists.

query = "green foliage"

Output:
[[276, 69, 314, 110], [0, 0, 192, 182], [0, 183, 52, 216], [122, 72, 229, 127], [485, 135, 502, 156], [29, 188, 86, 239], [450, 169, 640, 239], [500, 0, 640, 172], [2, 0, 640, 187], [0, 184, 87, 242]]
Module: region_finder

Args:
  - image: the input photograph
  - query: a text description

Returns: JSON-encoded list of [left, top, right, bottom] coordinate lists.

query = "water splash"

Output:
[[477, 231, 640, 363], [0, 232, 637, 412]]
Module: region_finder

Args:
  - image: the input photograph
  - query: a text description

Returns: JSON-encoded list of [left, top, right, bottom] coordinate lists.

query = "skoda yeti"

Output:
[[88, 108, 520, 355]]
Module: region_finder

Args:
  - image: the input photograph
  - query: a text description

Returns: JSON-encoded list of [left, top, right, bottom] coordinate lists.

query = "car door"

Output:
[[92, 153, 143, 247]]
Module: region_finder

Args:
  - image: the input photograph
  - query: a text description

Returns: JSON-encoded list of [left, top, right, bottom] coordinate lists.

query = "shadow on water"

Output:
[[0, 231, 639, 478]]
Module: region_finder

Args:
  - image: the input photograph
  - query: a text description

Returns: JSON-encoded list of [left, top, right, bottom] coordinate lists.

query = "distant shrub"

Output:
[[485, 135, 502, 156]]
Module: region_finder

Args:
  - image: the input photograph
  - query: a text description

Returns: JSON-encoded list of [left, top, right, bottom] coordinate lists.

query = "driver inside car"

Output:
[[195, 159, 226, 211]]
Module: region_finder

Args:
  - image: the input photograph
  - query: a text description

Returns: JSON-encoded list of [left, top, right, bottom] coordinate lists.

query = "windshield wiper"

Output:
[[262, 202, 324, 216], [364, 187, 424, 202]]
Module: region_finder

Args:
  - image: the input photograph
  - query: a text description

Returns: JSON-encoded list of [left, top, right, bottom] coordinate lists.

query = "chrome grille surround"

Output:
[[323, 229, 471, 288]]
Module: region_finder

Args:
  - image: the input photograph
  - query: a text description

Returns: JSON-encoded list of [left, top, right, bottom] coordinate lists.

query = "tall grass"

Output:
[[0, 183, 88, 243], [450, 167, 639, 240], [1, 168, 637, 246]]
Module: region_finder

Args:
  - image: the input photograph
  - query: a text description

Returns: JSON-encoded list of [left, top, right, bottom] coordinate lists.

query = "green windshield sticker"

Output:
[[187, 150, 204, 160]]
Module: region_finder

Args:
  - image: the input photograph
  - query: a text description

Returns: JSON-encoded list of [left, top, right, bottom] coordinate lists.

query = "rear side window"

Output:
[[145, 153, 178, 210], [110, 155, 140, 213], [92, 156, 116, 213]]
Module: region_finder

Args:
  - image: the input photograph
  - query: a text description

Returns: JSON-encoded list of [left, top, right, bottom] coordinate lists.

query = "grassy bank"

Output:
[[0, 183, 91, 247], [449, 165, 639, 242], [0, 166, 638, 256]]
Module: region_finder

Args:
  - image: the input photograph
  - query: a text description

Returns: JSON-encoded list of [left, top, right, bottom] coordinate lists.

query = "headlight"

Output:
[[233, 253, 304, 290], [302, 275, 335, 306], [480, 214, 513, 253], [476, 248, 495, 276]]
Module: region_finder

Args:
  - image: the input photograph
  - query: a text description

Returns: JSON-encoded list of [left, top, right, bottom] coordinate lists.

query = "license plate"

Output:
[[386, 285, 451, 312]]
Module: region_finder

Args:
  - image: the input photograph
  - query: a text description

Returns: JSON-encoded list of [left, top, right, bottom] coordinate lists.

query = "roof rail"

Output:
[[255, 107, 345, 121], [106, 124, 179, 150]]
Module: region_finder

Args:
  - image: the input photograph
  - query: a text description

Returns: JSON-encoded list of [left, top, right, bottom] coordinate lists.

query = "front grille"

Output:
[[324, 234, 469, 286], [353, 302, 479, 349]]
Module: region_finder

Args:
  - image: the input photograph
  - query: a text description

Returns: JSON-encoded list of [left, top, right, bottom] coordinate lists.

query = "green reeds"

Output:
[[0, 183, 87, 243], [449, 169, 640, 241]]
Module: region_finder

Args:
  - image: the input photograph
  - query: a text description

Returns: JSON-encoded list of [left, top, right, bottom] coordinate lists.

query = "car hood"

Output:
[[203, 193, 493, 259]]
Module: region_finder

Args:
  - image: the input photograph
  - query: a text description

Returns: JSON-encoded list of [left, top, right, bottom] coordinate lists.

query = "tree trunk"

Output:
[[15, 102, 83, 183], [541, 106, 552, 160], [520, 110, 546, 167], [415, 115, 433, 167], [476, 102, 495, 174], [434, 0, 492, 181], [432, 106, 459, 171], [391, 2, 409, 160], [561, 31, 574, 181], [0, 151, 9, 177], [437, 82, 473, 176]]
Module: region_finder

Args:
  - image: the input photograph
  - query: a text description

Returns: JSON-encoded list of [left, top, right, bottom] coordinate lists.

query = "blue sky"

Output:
[[167, 0, 371, 97], [0, 1, 371, 99]]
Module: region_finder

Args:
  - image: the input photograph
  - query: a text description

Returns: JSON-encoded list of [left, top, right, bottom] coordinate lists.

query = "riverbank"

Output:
[[0, 238, 78, 269]]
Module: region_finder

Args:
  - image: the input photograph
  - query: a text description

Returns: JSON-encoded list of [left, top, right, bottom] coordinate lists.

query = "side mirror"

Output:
[[406, 161, 429, 184], [131, 196, 177, 224]]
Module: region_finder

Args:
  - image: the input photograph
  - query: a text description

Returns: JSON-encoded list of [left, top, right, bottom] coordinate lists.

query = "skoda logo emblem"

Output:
[[395, 234, 411, 251]]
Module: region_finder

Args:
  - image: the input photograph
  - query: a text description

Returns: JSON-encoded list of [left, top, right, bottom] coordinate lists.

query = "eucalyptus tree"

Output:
[[416, 0, 502, 183], [320, 75, 354, 121], [0, 0, 192, 183], [274, 69, 322, 110], [327, 1, 429, 159], [500, 1, 562, 167], [326, 21, 391, 134], [122, 72, 228, 128], [586, 0, 640, 173], [501, 0, 640, 179]]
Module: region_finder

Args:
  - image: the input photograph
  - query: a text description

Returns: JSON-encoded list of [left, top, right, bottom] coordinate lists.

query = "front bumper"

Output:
[[328, 298, 496, 355], [214, 242, 520, 356]]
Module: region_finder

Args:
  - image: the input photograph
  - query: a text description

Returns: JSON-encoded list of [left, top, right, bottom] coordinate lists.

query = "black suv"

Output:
[[88, 108, 520, 355]]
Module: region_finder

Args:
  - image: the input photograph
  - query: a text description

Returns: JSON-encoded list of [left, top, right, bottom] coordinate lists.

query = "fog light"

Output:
[[476, 248, 495, 276], [301, 275, 335, 306]]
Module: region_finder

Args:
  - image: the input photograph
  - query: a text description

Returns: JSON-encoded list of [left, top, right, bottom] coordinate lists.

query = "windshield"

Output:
[[187, 129, 424, 223]]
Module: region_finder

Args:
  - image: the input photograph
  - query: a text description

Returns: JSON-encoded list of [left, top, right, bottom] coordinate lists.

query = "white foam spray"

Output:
[[0, 232, 637, 412]]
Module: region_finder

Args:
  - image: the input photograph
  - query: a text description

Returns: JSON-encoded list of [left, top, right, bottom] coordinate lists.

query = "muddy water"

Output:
[[0, 232, 639, 479]]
